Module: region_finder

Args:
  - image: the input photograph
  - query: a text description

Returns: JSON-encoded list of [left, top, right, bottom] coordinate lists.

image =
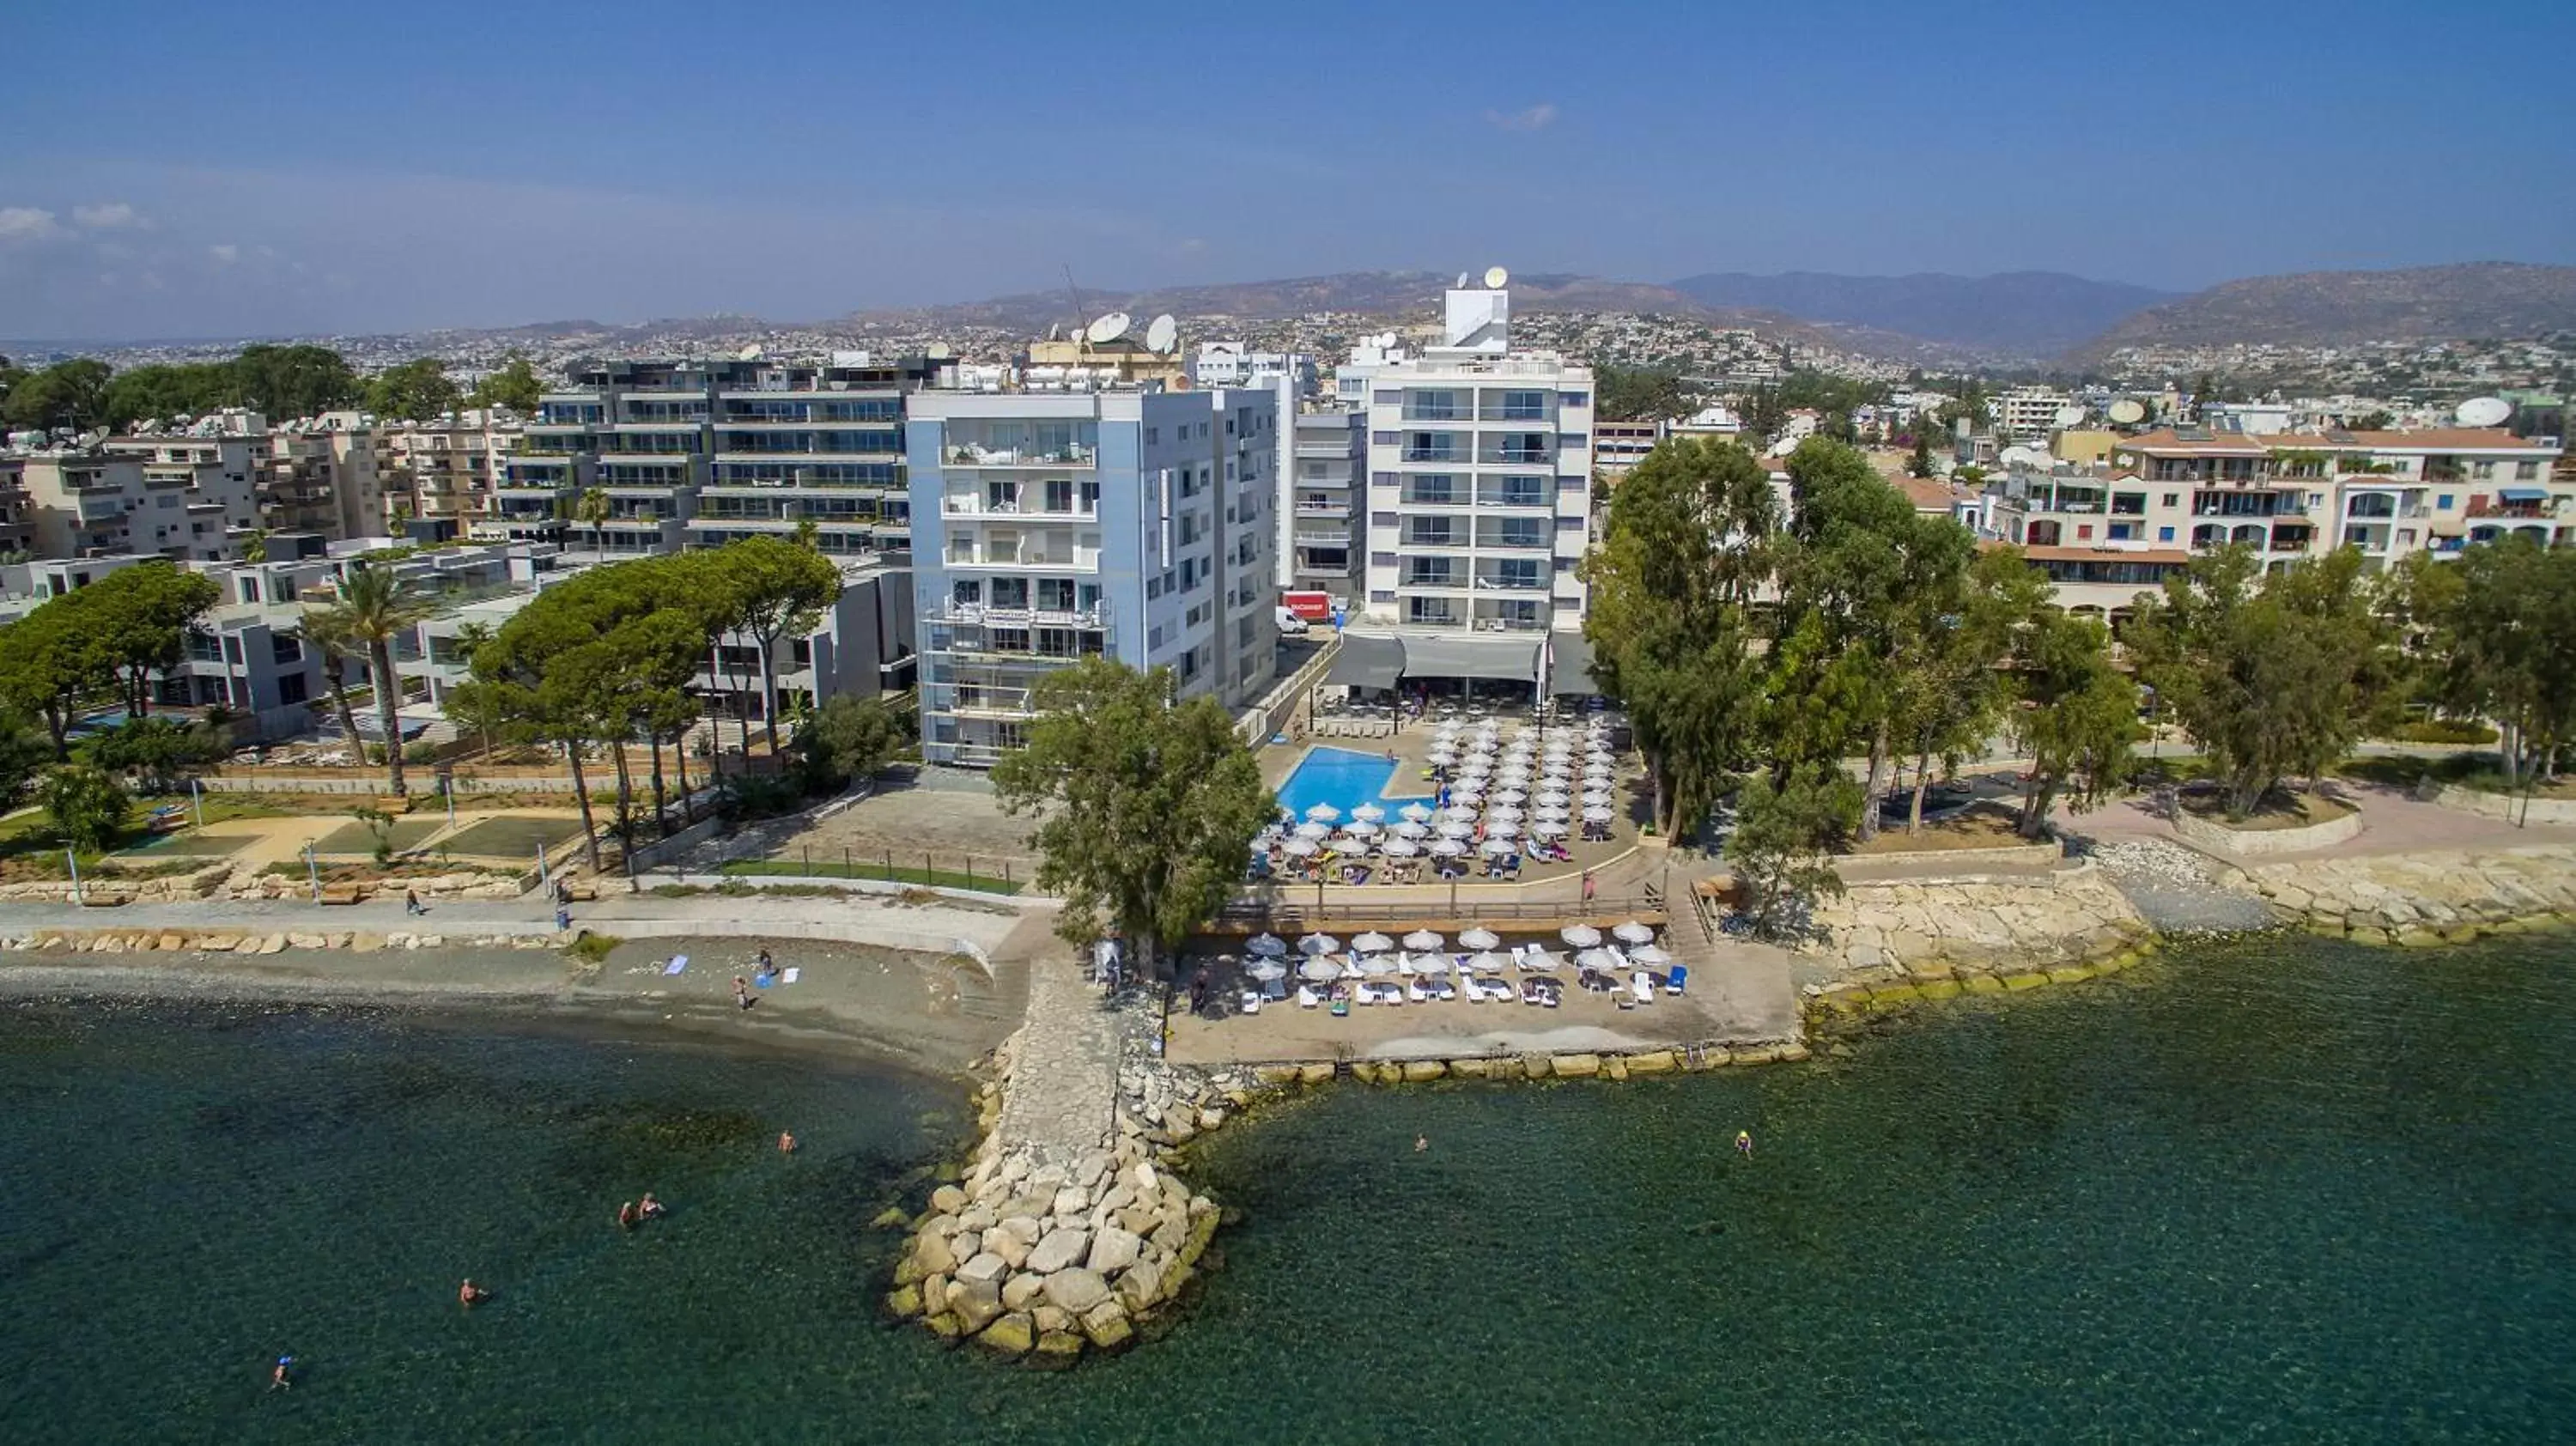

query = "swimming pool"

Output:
[[1273, 746, 1432, 821]]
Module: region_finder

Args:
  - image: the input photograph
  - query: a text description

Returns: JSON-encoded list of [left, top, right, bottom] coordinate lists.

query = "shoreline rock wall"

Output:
[[1806, 865, 2151, 982], [2248, 843, 2576, 945]]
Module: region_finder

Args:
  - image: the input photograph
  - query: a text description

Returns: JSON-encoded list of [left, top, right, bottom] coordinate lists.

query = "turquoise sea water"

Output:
[[5, 933, 2573, 1442], [1275, 745, 1432, 822]]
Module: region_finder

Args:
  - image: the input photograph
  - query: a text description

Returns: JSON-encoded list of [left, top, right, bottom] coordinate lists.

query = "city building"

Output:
[[1024, 333, 1188, 390], [1591, 419, 1665, 479], [1344, 278, 1595, 699], [379, 408, 518, 536], [1990, 385, 2076, 444], [1670, 404, 1744, 440], [263, 411, 385, 541], [1191, 343, 1318, 397], [1284, 407, 1363, 611], [905, 386, 1279, 767], [0, 461, 35, 557], [497, 355, 930, 561], [12, 442, 254, 562]]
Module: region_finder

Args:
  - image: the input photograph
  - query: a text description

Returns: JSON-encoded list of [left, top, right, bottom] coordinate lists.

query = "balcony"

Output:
[[1402, 531, 1467, 550], [945, 443, 1095, 468], [1476, 531, 1552, 550], [1294, 500, 1350, 517], [1479, 445, 1553, 467], [923, 599, 1111, 629], [1400, 446, 1466, 464], [1473, 486, 1552, 508], [944, 494, 1097, 519], [1472, 571, 1548, 592]]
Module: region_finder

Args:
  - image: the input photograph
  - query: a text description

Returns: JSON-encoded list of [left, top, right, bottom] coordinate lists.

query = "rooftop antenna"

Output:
[[1484, 265, 1510, 289], [1455, 271, 1471, 289], [2107, 398, 2147, 425], [1086, 312, 1133, 346], [1145, 313, 1178, 354], [1063, 264, 1086, 349], [2455, 396, 2512, 428], [2051, 404, 2086, 429]]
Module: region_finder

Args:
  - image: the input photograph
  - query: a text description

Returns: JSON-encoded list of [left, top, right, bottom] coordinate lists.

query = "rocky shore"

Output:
[[2249, 843, 2576, 945], [1804, 864, 2153, 981], [0, 865, 524, 906]]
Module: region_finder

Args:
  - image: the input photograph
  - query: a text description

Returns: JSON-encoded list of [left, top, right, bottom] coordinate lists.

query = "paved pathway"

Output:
[[986, 908, 1124, 1166]]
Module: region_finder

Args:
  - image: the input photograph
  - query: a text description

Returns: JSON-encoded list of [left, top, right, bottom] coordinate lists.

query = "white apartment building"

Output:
[[11, 440, 257, 562], [377, 408, 518, 535], [1991, 386, 2077, 444], [1284, 407, 1364, 609], [905, 386, 1279, 767], [1346, 279, 1595, 698], [1592, 419, 1665, 479], [1191, 343, 1319, 397]]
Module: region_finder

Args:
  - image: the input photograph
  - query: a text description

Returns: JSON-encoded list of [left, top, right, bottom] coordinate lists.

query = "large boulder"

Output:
[[977, 1312, 1034, 1358], [955, 1251, 1009, 1287], [1041, 1267, 1111, 1315], [1026, 1226, 1091, 1276], [1001, 1273, 1046, 1312], [1086, 1225, 1143, 1277], [983, 1228, 1031, 1270], [950, 1278, 1004, 1334], [1115, 1260, 1165, 1314], [1080, 1300, 1134, 1350], [908, 1230, 957, 1280]]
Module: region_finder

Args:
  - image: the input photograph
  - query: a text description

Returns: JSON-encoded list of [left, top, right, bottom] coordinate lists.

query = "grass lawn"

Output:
[[110, 832, 249, 860], [721, 858, 1024, 896], [440, 815, 587, 860], [311, 817, 449, 857], [1847, 802, 2037, 854]]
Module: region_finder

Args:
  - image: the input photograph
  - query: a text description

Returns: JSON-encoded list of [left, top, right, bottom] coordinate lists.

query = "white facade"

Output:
[[1352, 283, 1594, 688], [1992, 385, 2076, 444], [906, 386, 1279, 766]]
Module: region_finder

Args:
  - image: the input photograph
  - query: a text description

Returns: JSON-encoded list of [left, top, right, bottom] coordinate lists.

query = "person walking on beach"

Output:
[[732, 975, 754, 1011], [404, 887, 424, 916], [1582, 870, 1596, 903]]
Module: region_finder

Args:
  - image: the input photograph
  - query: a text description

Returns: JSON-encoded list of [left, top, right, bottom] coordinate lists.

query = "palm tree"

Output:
[[307, 566, 428, 794], [295, 610, 369, 768], [574, 486, 611, 556]]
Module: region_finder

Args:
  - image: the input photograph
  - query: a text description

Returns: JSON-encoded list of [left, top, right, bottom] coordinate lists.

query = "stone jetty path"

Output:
[[987, 908, 1123, 1165]]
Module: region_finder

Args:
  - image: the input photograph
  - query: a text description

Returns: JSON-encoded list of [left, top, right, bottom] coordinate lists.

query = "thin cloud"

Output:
[[208, 243, 240, 264], [1483, 102, 1558, 132], [72, 202, 143, 229], [0, 206, 65, 241]]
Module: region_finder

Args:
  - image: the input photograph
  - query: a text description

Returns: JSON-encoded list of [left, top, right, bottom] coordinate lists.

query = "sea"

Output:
[[3, 933, 2571, 1443]]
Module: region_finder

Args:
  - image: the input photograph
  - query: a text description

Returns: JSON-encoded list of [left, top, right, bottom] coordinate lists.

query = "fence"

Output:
[[1236, 636, 1341, 747], [720, 845, 1028, 896]]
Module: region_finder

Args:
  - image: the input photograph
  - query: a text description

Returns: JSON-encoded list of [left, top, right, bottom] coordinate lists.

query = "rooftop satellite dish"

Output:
[[1085, 312, 1133, 345], [2455, 396, 2512, 428], [1145, 313, 1178, 354], [1483, 265, 1509, 289], [1046, 323, 1061, 341], [2052, 404, 2086, 429], [2108, 398, 2148, 425], [2000, 445, 2047, 468], [1455, 271, 1471, 289], [737, 344, 762, 361]]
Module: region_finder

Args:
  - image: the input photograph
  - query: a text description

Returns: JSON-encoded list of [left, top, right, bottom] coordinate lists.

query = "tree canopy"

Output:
[[467, 355, 545, 413], [1593, 364, 1692, 423], [2414, 536, 2576, 790], [990, 658, 1275, 970], [363, 358, 463, 422]]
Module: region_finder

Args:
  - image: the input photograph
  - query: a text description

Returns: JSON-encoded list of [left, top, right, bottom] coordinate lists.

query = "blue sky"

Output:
[[3, 0, 2570, 340]]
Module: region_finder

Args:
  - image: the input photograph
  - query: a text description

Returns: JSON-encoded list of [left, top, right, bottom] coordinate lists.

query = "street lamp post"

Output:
[[303, 843, 321, 903]]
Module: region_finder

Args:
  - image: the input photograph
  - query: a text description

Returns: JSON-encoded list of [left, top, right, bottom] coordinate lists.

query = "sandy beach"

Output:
[[0, 933, 1025, 1075]]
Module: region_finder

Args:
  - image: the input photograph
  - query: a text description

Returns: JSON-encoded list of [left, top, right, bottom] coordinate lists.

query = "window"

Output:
[[2472, 461, 2495, 480], [2162, 493, 2178, 508], [2157, 526, 2175, 542], [1145, 427, 1158, 446], [2516, 461, 2542, 481], [2076, 524, 2093, 540], [2436, 494, 2454, 510]]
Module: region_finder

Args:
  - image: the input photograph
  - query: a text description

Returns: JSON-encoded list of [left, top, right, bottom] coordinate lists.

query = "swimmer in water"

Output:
[[640, 1192, 665, 1220], [1414, 1134, 1428, 1153], [270, 1357, 293, 1391], [617, 1200, 638, 1230], [459, 1279, 489, 1308], [778, 1131, 798, 1154], [1735, 1130, 1753, 1159]]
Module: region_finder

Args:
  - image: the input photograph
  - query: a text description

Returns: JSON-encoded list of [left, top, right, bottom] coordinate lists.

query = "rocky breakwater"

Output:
[[886, 1030, 1221, 1367], [1805, 866, 2152, 984], [2248, 843, 2576, 946]]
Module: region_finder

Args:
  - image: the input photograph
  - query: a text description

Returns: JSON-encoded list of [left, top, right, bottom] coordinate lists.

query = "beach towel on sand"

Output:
[[782, 967, 800, 985], [662, 955, 689, 975]]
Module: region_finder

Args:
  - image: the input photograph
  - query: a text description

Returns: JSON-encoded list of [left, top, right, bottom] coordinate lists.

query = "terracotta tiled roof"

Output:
[[2015, 544, 2190, 565], [2114, 427, 2549, 457]]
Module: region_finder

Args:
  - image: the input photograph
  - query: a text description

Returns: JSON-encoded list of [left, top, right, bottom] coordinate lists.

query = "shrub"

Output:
[[42, 765, 131, 854], [564, 932, 621, 965], [2387, 719, 2497, 745]]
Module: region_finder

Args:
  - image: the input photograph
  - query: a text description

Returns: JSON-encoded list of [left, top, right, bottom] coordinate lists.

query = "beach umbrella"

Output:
[[1442, 805, 1479, 823], [1613, 920, 1656, 945], [1297, 957, 1342, 981], [1294, 821, 1333, 840], [1458, 927, 1501, 950], [1459, 755, 1492, 773], [1382, 837, 1421, 858], [1350, 803, 1387, 823], [1485, 805, 1525, 824], [1296, 931, 1340, 956], [1628, 944, 1674, 967], [1480, 836, 1517, 856], [1353, 953, 1398, 975], [1393, 820, 1431, 839], [1343, 819, 1381, 837], [1560, 924, 1602, 947], [1352, 931, 1396, 954], [1533, 803, 1571, 822], [1430, 838, 1467, 858], [1450, 783, 1485, 803], [1520, 948, 1564, 971], [1530, 819, 1570, 838], [1280, 836, 1320, 856], [1305, 803, 1341, 823], [1465, 950, 1510, 973], [1426, 748, 1457, 767], [1247, 933, 1287, 957], [1485, 821, 1522, 841], [1437, 819, 1474, 839], [1404, 952, 1451, 975], [1401, 928, 1447, 951], [1245, 958, 1288, 982], [1583, 805, 1616, 823], [1534, 788, 1569, 807], [1399, 802, 1435, 823], [1577, 947, 1624, 972], [1492, 787, 1527, 805], [1581, 791, 1614, 808]]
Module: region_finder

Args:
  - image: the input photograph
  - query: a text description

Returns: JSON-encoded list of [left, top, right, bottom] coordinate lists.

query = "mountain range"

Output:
[[1664, 270, 2177, 355], [2076, 263, 2576, 356]]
